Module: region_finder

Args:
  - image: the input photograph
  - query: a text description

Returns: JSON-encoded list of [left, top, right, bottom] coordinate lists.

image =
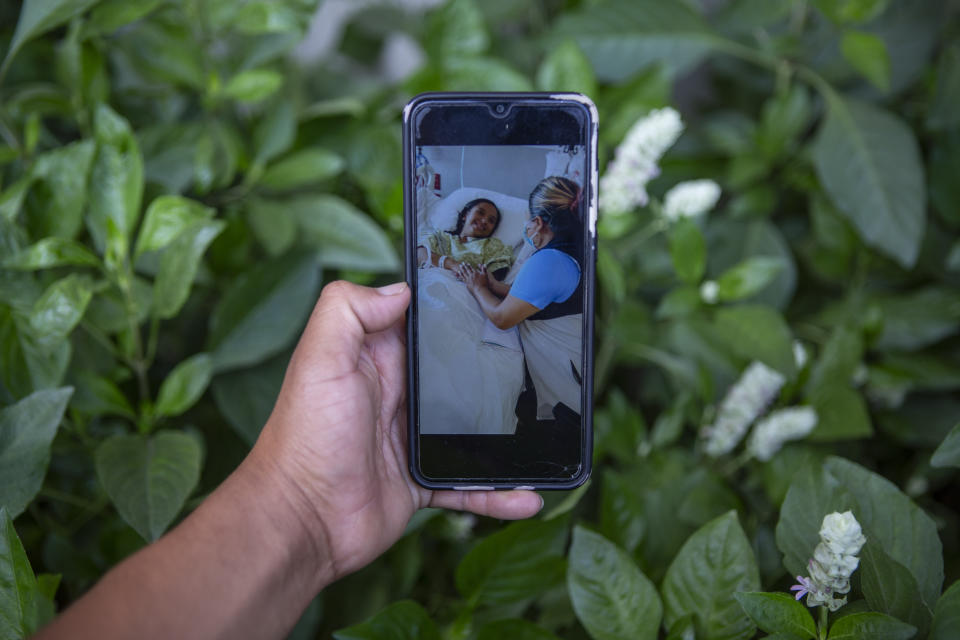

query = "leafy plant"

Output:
[[1, 0, 959, 639]]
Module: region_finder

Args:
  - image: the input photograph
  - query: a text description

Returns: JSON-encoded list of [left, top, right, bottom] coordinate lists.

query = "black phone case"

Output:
[[403, 92, 597, 490]]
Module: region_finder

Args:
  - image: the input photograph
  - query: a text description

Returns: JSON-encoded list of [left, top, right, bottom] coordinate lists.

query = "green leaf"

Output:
[[246, 198, 296, 256], [456, 518, 567, 607], [211, 351, 288, 446], [0, 506, 39, 639], [734, 592, 816, 639], [85, 0, 164, 35], [95, 431, 203, 542], [333, 600, 441, 640], [555, 0, 719, 81], [776, 457, 943, 612], [930, 580, 960, 640], [477, 619, 561, 640], [152, 220, 225, 319], [860, 542, 932, 637], [814, 0, 889, 23], [2, 0, 98, 72], [155, 353, 212, 418], [928, 44, 960, 131], [259, 148, 344, 191], [827, 612, 915, 640], [29, 274, 94, 349], [712, 305, 796, 377], [931, 423, 960, 468], [662, 511, 760, 640], [567, 526, 662, 640], [536, 39, 597, 95], [841, 30, 891, 91], [290, 195, 400, 272], [32, 572, 59, 629], [804, 325, 872, 441], [0, 388, 73, 518], [668, 219, 706, 285], [88, 104, 144, 265], [716, 257, 784, 302], [207, 252, 320, 373], [231, 1, 300, 34], [30, 139, 96, 239], [873, 288, 960, 352], [424, 0, 488, 59], [0, 176, 32, 223], [706, 220, 796, 311], [223, 69, 283, 103], [441, 57, 533, 92], [811, 93, 925, 268], [134, 195, 214, 260], [0, 309, 72, 398], [253, 100, 296, 166], [71, 373, 136, 419], [2, 238, 99, 270]]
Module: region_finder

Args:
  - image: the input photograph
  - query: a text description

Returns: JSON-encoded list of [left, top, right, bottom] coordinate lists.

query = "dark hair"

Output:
[[449, 198, 502, 237], [528, 176, 582, 243]]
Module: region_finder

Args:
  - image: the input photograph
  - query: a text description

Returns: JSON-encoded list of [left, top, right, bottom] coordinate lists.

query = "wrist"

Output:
[[235, 449, 337, 592]]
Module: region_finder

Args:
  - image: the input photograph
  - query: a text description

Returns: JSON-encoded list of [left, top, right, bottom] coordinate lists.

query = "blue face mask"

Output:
[[524, 218, 538, 248]]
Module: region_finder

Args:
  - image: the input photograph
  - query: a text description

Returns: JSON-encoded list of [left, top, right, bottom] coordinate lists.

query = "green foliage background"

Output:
[[1, 0, 959, 638]]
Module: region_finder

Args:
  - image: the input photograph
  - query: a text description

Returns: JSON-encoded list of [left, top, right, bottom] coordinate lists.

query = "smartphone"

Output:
[[403, 92, 597, 489]]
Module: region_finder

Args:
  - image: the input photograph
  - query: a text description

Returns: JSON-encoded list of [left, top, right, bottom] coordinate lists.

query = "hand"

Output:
[[457, 264, 489, 292], [249, 281, 542, 582]]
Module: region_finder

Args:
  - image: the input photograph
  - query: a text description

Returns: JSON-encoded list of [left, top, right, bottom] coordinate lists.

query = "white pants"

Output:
[[519, 314, 583, 420]]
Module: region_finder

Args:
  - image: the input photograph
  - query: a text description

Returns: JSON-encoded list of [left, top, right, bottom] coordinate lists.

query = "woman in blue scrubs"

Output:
[[459, 176, 584, 421]]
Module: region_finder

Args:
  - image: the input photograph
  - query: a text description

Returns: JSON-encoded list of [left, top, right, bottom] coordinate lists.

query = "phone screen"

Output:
[[404, 94, 596, 487]]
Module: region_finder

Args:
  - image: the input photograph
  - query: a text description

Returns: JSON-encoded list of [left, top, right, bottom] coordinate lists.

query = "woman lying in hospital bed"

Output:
[[416, 189, 528, 435]]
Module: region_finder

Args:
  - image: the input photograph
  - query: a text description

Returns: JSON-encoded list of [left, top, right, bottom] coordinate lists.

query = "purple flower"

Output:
[[790, 576, 814, 600]]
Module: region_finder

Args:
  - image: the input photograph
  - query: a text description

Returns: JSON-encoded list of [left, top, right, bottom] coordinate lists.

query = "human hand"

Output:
[[457, 264, 489, 292], [247, 280, 542, 583]]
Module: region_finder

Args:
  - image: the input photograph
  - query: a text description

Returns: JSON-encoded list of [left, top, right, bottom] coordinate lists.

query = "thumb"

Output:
[[295, 280, 410, 378]]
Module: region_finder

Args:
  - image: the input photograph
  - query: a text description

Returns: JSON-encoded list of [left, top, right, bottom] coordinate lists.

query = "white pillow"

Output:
[[422, 188, 529, 250]]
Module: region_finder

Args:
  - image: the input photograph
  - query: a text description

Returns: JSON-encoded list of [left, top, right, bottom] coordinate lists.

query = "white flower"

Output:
[[791, 511, 866, 612], [746, 406, 818, 461], [793, 340, 808, 369], [700, 280, 719, 304], [662, 179, 721, 221], [702, 361, 785, 457], [600, 107, 684, 214]]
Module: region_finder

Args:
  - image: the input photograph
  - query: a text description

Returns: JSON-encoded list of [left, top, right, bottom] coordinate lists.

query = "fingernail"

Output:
[[376, 282, 408, 296]]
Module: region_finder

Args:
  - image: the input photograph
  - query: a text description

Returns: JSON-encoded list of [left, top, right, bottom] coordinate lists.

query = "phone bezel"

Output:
[[403, 92, 597, 490]]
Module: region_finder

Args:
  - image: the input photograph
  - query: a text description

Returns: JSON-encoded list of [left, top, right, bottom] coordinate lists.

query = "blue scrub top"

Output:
[[510, 248, 581, 310]]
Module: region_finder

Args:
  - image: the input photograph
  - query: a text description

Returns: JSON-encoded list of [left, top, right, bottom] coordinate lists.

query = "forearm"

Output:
[[488, 276, 511, 298], [470, 286, 512, 328], [36, 453, 330, 640]]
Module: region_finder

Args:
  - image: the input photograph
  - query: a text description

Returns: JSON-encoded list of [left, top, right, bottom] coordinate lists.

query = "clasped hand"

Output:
[[455, 263, 489, 292]]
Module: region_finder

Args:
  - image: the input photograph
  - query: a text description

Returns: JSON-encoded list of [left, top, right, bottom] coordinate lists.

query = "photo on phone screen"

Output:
[[405, 94, 596, 488]]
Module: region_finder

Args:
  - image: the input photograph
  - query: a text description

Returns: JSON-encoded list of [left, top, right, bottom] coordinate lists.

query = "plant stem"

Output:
[[818, 605, 828, 640]]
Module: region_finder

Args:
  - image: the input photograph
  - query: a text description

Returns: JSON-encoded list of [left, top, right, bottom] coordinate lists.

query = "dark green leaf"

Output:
[[814, 0, 889, 23], [231, 1, 300, 34], [152, 220, 225, 319], [259, 148, 344, 191], [477, 619, 560, 640], [70, 373, 136, 420], [928, 44, 960, 131], [456, 518, 567, 607], [333, 600, 441, 640], [118, 20, 204, 89], [2, 0, 98, 72], [0, 308, 71, 398], [253, 100, 296, 166], [246, 198, 296, 256], [155, 353, 212, 418], [424, 0, 488, 59], [224, 69, 283, 103], [712, 305, 795, 377], [811, 93, 925, 268], [30, 139, 96, 239], [0, 388, 72, 517], [734, 592, 816, 639], [29, 274, 94, 348], [441, 57, 533, 92], [930, 580, 960, 640], [2, 238, 99, 270], [207, 252, 320, 373], [706, 220, 796, 310], [651, 392, 690, 449], [0, 506, 39, 639], [32, 572, 59, 629], [95, 431, 203, 541], [211, 351, 288, 446], [841, 30, 890, 91], [88, 105, 144, 265], [0, 177, 32, 223], [827, 612, 915, 640], [873, 288, 960, 352], [807, 385, 872, 441], [85, 0, 163, 35], [716, 257, 784, 302], [662, 511, 760, 640], [568, 526, 662, 640], [555, 0, 719, 81], [536, 39, 597, 95], [134, 195, 214, 260], [291, 195, 400, 272], [776, 457, 943, 612], [860, 542, 932, 637], [668, 219, 706, 285], [931, 423, 960, 469]]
